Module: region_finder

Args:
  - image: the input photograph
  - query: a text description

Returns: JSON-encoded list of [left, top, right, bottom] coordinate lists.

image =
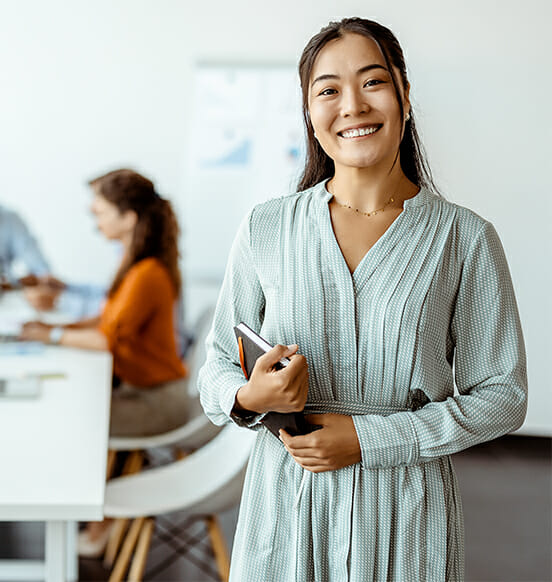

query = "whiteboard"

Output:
[[183, 63, 304, 280]]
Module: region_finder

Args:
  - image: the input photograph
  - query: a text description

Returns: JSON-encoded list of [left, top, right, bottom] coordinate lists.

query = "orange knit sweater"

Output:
[[99, 258, 187, 387]]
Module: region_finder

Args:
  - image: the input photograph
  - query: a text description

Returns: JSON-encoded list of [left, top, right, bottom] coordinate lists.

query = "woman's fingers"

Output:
[[241, 344, 309, 414], [280, 414, 362, 472], [280, 429, 327, 469], [279, 428, 321, 454], [19, 321, 51, 341], [256, 344, 298, 373], [20, 322, 38, 334], [22, 321, 48, 331]]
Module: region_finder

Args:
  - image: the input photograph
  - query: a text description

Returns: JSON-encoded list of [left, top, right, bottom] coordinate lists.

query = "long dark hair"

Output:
[[297, 17, 438, 194], [89, 169, 181, 297]]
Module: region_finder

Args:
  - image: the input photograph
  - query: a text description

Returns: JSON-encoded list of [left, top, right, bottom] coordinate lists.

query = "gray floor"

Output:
[[1, 435, 550, 582]]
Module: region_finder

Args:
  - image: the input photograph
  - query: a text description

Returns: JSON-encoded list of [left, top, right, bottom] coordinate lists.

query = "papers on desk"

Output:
[[0, 373, 66, 398], [0, 308, 45, 356], [0, 340, 46, 355], [0, 376, 42, 398]]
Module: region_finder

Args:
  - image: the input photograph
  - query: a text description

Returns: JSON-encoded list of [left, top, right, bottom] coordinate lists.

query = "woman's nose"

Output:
[[340, 87, 368, 117]]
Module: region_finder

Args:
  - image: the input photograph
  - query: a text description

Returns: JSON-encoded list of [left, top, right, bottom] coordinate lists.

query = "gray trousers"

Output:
[[109, 377, 189, 437]]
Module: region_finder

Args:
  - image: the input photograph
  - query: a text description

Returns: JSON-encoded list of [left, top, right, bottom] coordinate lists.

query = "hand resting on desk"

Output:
[[20, 320, 108, 350]]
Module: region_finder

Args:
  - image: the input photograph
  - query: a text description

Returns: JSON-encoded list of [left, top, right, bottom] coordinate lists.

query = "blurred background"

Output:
[[0, 0, 550, 579], [0, 0, 549, 436]]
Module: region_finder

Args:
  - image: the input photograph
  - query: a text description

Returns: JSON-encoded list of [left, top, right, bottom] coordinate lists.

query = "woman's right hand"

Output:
[[19, 321, 53, 343], [234, 344, 309, 415]]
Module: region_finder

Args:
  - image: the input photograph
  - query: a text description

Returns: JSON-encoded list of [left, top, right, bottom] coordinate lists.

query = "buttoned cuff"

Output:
[[220, 379, 266, 430], [352, 412, 420, 469]]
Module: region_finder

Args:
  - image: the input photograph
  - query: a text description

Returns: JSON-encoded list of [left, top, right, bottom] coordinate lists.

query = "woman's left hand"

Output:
[[279, 413, 361, 473], [19, 321, 52, 343]]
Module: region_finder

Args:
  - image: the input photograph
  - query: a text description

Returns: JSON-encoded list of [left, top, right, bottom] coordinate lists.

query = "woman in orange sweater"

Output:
[[21, 169, 188, 437], [22, 169, 188, 555]]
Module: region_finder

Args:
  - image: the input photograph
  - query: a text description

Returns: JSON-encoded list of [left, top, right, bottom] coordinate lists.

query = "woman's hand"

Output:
[[279, 413, 362, 473], [234, 344, 309, 414], [22, 276, 65, 311], [20, 322, 108, 350], [19, 321, 53, 343], [23, 285, 59, 311]]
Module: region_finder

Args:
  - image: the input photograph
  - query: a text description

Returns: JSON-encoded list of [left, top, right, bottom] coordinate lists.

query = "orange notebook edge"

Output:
[[237, 335, 249, 380]]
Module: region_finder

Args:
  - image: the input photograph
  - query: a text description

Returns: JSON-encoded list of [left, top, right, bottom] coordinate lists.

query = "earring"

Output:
[[405, 112, 411, 121]]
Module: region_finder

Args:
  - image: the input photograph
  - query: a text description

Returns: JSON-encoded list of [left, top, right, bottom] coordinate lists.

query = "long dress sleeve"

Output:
[[198, 211, 266, 427], [352, 221, 528, 469]]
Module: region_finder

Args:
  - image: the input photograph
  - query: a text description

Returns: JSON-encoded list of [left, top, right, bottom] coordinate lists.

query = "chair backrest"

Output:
[[185, 304, 216, 398], [104, 423, 256, 518]]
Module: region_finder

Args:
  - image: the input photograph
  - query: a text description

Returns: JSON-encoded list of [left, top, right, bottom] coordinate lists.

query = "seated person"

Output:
[[0, 202, 56, 296], [0, 201, 103, 314], [21, 168, 189, 437]]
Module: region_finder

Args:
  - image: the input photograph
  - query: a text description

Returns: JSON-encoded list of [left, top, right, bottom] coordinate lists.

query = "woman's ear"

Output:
[[121, 209, 138, 232], [404, 81, 411, 119]]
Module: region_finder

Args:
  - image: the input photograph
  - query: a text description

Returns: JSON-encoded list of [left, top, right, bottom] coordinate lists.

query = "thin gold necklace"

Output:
[[333, 194, 395, 217]]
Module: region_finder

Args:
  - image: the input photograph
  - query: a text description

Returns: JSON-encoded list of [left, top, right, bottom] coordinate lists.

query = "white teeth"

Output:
[[341, 126, 380, 138]]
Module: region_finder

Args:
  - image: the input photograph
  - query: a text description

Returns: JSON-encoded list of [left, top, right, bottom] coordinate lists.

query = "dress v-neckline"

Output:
[[334, 208, 407, 278], [318, 183, 423, 285]]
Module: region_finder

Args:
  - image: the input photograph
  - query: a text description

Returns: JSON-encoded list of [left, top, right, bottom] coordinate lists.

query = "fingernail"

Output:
[[287, 344, 298, 350]]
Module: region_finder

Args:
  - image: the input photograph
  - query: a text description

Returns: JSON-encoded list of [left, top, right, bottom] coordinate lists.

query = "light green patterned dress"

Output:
[[198, 181, 527, 582]]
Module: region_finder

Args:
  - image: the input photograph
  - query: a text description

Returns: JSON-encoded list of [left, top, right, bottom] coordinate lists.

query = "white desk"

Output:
[[0, 293, 112, 581]]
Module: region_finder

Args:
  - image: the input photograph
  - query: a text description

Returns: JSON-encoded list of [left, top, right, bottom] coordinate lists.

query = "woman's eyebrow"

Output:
[[311, 64, 388, 88]]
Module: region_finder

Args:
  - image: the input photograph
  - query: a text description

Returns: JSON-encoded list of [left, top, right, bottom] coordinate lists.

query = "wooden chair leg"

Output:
[[103, 518, 129, 568], [107, 517, 145, 582], [106, 449, 117, 480], [104, 450, 145, 567], [174, 448, 190, 460], [127, 518, 155, 582], [123, 450, 145, 475], [206, 515, 230, 582]]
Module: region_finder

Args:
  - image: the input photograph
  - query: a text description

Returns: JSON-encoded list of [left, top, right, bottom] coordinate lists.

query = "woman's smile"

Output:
[[338, 124, 383, 139]]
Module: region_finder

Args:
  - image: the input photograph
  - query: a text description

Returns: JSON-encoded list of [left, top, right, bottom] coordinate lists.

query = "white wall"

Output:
[[0, 0, 550, 434]]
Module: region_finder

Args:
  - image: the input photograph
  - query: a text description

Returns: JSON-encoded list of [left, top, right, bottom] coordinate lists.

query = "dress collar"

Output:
[[312, 179, 435, 211]]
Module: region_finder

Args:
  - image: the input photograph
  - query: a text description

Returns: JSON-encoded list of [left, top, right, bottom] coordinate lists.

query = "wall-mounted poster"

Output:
[[183, 63, 304, 281]]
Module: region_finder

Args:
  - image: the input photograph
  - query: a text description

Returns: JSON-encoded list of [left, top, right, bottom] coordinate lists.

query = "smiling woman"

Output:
[[308, 34, 408, 177], [198, 17, 527, 582], [297, 18, 436, 200]]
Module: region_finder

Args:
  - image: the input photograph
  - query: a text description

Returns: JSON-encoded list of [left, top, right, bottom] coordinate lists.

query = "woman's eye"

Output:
[[319, 88, 337, 96], [364, 79, 384, 88]]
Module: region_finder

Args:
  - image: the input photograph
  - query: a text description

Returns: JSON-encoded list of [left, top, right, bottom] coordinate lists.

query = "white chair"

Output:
[[101, 304, 222, 578], [104, 423, 255, 581], [108, 303, 220, 455]]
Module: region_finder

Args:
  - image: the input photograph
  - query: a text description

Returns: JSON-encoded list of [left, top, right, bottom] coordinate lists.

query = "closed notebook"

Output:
[[233, 322, 321, 438]]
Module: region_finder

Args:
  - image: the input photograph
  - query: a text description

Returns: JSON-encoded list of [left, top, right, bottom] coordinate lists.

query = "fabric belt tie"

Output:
[[303, 400, 412, 416], [293, 401, 413, 509]]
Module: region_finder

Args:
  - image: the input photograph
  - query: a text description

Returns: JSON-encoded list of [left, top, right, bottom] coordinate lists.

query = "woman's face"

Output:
[[90, 192, 136, 241], [308, 33, 410, 174]]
